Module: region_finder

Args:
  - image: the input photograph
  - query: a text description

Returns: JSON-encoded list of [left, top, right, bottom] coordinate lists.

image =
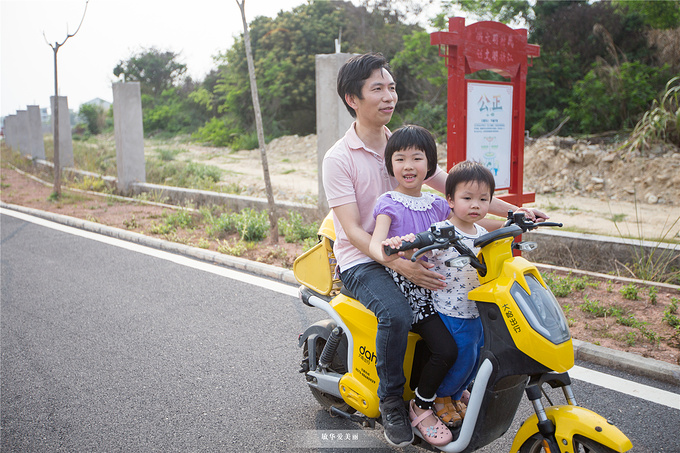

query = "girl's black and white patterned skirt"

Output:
[[385, 267, 437, 325]]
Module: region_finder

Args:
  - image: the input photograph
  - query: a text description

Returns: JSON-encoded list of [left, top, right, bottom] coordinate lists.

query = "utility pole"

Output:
[[235, 0, 279, 242], [44, 0, 89, 198]]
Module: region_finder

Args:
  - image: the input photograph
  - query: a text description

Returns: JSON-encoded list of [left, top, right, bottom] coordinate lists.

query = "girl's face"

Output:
[[391, 146, 428, 196], [448, 181, 491, 231]]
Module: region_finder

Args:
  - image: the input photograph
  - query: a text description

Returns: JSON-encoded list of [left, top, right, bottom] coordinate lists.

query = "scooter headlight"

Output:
[[510, 274, 571, 344]]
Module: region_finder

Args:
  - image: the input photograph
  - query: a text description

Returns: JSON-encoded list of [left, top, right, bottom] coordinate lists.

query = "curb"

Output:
[[2, 201, 679, 387]]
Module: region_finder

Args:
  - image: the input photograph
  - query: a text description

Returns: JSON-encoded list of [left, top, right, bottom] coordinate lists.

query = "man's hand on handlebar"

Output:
[[388, 257, 447, 291], [515, 207, 549, 222], [514, 207, 549, 222]]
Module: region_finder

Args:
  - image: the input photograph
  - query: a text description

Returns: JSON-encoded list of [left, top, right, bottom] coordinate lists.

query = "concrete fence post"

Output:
[[4, 115, 17, 150], [27, 105, 46, 160], [315, 53, 357, 215], [16, 110, 30, 156], [112, 82, 146, 194], [50, 96, 75, 167]]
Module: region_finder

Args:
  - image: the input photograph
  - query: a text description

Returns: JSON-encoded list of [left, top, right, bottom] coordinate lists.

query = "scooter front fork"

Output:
[[526, 376, 578, 452], [530, 397, 561, 452]]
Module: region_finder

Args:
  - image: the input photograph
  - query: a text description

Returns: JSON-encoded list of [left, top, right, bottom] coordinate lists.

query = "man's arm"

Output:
[[333, 203, 446, 290], [426, 165, 549, 225], [332, 202, 374, 258]]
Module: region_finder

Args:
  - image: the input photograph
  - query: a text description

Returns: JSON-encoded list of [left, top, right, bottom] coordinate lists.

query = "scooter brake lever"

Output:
[[410, 242, 446, 262]]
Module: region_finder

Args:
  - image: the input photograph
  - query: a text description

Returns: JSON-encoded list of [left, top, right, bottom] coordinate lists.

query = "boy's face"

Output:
[[345, 68, 397, 128], [448, 181, 491, 228]]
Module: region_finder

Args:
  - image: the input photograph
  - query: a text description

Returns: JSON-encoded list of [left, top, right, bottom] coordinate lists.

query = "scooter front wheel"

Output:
[[519, 434, 619, 453]]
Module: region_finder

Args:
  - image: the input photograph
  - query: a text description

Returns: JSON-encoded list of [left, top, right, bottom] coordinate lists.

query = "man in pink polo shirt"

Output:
[[322, 53, 545, 447]]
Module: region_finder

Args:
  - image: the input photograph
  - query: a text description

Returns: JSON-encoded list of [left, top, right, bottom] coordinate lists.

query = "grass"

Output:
[[609, 213, 627, 223], [578, 295, 661, 346], [621, 76, 679, 156], [156, 147, 183, 161], [612, 195, 680, 285], [544, 272, 598, 298]]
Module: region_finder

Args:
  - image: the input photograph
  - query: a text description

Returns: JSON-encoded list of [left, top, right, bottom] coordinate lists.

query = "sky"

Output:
[[0, 0, 315, 118]]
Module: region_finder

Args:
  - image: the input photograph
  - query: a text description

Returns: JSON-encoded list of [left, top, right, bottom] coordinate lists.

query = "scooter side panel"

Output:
[[330, 295, 420, 416]]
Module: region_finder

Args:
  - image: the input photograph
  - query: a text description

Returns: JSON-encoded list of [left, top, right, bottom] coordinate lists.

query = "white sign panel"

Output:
[[466, 82, 513, 189]]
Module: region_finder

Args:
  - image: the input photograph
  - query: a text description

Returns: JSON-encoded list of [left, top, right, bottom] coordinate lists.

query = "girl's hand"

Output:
[[381, 236, 412, 261], [382, 236, 404, 250]]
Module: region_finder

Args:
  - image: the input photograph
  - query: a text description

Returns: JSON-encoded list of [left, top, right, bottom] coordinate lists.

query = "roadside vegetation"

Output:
[[543, 272, 680, 358]]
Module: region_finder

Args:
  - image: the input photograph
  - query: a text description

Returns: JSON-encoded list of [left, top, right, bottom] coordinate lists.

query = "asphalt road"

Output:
[[2, 211, 679, 452]]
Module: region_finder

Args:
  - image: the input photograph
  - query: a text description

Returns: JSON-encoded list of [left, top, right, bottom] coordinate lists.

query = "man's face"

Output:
[[347, 68, 397, 127]]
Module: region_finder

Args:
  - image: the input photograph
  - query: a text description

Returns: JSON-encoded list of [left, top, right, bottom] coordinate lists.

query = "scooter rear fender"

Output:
[[510, 405, 632, 453]]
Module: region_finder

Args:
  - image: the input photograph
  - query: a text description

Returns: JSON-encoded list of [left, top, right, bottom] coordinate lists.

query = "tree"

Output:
[[449, 0, 533, 25], [235, 0, 278, 243], [201, 0, 425, 144], [113, 48, 187, 99], [78, 103, 106, 135], [612, 0, 680, 30], [44, 0, 89, 198]]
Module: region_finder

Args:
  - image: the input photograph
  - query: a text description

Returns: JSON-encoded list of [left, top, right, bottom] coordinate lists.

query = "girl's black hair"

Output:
[[445, 161, 496, 200], [384, 125, 438, 180], [337, 53, 394, 118]]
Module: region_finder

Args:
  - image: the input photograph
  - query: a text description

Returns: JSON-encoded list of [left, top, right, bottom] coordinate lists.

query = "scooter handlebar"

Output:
[[383, 231, 436, 256]]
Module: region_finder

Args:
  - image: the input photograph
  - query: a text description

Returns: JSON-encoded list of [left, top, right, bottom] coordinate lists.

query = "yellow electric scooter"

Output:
[[295, 211, 632, 453]]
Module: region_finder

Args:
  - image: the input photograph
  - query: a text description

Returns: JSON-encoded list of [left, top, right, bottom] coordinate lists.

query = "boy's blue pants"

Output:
[[436, 314, 484, 399]]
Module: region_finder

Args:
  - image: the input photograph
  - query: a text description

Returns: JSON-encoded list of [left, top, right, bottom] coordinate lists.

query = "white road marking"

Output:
[[1, 208, 299, 298], [570, 366, 679, 410], [4, 207, 679, 409]]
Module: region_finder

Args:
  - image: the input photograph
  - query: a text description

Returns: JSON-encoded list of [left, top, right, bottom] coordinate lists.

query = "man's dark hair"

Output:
[[445, 161, 496, 201], [337, 52, 394, 118], [384, 125, 438, 180]]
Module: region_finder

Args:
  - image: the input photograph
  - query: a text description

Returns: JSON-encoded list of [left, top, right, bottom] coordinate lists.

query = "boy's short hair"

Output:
[[337, 52, 394, 118], [445, 161, 496, 200], [384, 125, 438, 180]]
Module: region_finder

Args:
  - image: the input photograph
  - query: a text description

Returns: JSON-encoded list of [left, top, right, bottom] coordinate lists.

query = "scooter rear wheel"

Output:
[[302, 338, 355, 414], [519, 434, 618, 453]]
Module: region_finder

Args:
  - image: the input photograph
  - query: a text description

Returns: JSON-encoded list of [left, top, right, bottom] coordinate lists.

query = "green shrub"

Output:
[[580, 295, 617, 317], [207, 208, 269, 242], [231, 131, 260, 151], [568, 61, 671, 134], [544, 272, 596, 297], [146, 159, 222, 191], [157, 148, 182, 161], [622, 76, 680, 153], [664, 298, 680, 328], [193, 118, 235, 147], [279, 212, 318, 243], [619, 284, 640, 300]]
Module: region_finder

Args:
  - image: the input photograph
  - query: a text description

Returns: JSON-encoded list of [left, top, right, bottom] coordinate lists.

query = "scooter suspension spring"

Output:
[[318, 327, 343, 369]]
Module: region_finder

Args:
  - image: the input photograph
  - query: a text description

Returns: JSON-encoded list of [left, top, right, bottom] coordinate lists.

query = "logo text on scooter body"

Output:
[[359, 345, 376, 364]]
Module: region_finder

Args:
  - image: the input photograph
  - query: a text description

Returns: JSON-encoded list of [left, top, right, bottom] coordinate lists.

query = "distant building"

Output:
[[81, 98, 112, 110]]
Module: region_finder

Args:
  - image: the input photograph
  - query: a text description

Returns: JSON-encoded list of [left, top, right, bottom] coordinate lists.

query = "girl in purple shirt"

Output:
[[369, 125, 457, 446]]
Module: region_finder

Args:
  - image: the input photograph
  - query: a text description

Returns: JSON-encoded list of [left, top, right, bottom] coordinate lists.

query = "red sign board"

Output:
[[431, 17, 539, 207]]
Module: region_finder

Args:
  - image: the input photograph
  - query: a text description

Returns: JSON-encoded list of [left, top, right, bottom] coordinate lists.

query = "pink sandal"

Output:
[[409, 400, 453, 446]]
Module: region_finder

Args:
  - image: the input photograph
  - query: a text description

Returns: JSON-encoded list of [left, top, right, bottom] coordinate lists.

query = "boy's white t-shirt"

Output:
[[428, 220, 488, 319]]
